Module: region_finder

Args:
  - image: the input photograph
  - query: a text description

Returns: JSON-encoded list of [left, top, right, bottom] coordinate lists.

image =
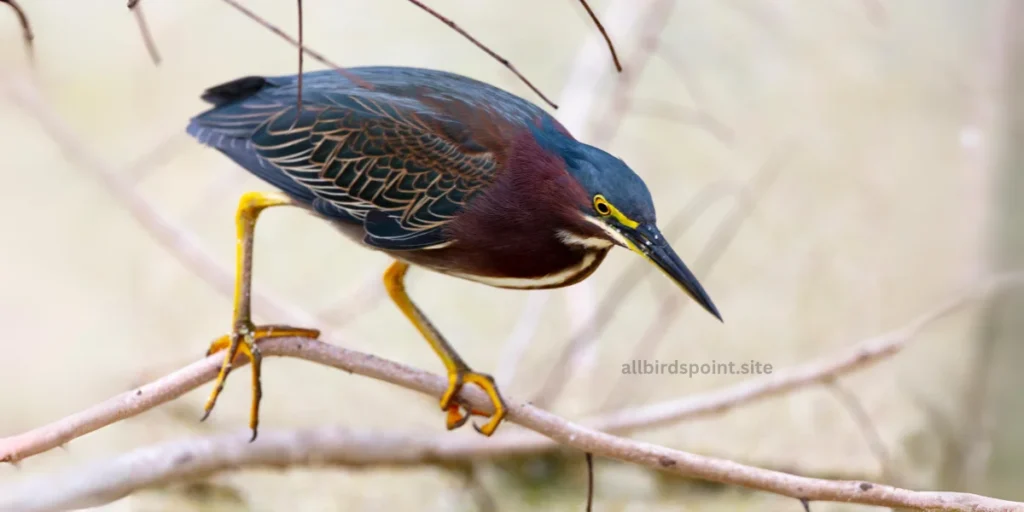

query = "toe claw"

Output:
[[200, 324, 319, 435], [446, 404, 470, 430], [440, 369, 508, 436], [472, 417, 501, 437]]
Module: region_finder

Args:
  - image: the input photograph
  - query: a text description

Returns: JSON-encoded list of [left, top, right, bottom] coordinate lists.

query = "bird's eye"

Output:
[[593, 195, 612, 216]]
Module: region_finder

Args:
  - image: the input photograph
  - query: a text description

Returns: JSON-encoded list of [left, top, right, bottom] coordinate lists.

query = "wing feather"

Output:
[[187, 68, 554, 250]]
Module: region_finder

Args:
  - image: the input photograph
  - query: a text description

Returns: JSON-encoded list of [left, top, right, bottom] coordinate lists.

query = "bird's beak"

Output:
[[619, 224, 722, 321]]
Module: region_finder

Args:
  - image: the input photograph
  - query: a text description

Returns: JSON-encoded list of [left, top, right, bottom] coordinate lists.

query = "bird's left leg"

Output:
[[383, 261, 507, 436], [200, 191, 321, 441]]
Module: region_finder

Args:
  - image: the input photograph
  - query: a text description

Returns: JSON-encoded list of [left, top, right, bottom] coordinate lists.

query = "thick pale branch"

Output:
[[0, 340, 1021, 511], [3, 272, 1024, 512]]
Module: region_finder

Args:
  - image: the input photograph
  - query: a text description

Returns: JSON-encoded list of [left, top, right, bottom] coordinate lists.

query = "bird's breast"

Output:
[[397, 240, 610, 291], [446, 247, 608, 290]]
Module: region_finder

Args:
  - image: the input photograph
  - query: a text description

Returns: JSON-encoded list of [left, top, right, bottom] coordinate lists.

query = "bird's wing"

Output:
[[188, 75, 520, 250]]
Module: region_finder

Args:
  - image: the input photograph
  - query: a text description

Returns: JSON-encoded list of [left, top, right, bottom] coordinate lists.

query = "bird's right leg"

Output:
[[383, 261, 508, 436], [200, 191, 321, 442]]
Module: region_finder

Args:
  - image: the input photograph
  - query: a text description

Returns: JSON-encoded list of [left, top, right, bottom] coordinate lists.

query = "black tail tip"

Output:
[[200, 75, 268, 106]]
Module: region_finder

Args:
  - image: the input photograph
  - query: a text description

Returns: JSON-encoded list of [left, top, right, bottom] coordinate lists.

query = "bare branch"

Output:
[[494, 291, 549, 388], [574, 0, 622, 72], [825, 379, 896, 483], [460, 465, 497, 512], [404, 0, 557, 109], [3, 296, 1024, 512], [585, 452, 595, 511], [630, 98, 735, 145], [121, 133, 190, 184], [128, 1, 161, 65], [314, 269, 387, 325], [217, 0, 373, 90], [1, 0, 34, 62], [589, 0, 676, 147]]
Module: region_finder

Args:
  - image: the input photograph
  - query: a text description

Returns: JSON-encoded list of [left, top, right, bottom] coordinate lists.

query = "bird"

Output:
[[186, 66, 721, 441]]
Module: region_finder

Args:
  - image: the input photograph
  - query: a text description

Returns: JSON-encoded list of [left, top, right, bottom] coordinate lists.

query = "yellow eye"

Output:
[[593, 195, 612, 216]]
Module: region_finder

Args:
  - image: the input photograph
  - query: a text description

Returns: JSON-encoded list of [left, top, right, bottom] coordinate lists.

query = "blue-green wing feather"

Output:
[[187, 67, 554, 250]]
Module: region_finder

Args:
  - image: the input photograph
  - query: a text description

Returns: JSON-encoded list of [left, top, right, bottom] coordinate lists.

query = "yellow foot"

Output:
[[201, 324, 320, 441], [440, 370, 507, 436]]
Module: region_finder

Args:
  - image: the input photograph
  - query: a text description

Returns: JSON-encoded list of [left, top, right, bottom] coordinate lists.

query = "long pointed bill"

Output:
[[622, 224, 722, 321]]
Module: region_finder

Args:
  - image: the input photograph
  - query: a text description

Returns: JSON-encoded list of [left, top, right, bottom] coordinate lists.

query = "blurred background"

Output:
[[1, 0, 1022, 510]]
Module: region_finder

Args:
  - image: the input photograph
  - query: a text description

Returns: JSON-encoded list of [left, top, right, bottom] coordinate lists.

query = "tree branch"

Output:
[[574, 0, 622, 72], [128, 0, 161, 65], [1, 0, 33, 62], [403, 0, 557, 109], [2, 273, 1023, 511], [215, 0, 373, 90]]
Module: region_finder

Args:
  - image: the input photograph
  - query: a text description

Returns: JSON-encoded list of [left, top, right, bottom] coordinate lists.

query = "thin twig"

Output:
[[1, 0, 34, 62], [2, 308, 1024, 511], [461, 465, 497, 512], [217, 0, 372, 90], [314, 270, 387, 326], [128, 1, 161, 65], [121, 133, 190, 184], [585, 452, 595, 511], [655, 40, 707, 105], [575, 0, 622, 72], [630, 99, 735, 145], [494, 291, 549, 389], [589, 0, 676, 147], [296, 0, 304, 111], [824, 378, 895, 483], [403, 0, 557, 109]]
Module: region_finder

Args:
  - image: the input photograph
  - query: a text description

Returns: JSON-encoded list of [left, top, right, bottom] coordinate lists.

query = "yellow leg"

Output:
[[383, 261, 507, 436], [200, 192, 321, 442]]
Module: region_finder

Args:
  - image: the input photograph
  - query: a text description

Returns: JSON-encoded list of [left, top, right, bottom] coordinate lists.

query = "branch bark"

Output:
[[2, 272, 1023, 511]]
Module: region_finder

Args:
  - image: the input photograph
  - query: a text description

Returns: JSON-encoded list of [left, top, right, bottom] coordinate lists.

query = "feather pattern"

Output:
[[187, 67, 565, 249]]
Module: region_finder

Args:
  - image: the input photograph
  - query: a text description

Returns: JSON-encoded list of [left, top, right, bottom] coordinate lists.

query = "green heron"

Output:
[[186, 66, 721, 440]]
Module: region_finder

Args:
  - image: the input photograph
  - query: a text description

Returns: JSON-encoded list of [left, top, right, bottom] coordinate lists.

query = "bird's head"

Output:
[[559, 142, 722, 322]]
